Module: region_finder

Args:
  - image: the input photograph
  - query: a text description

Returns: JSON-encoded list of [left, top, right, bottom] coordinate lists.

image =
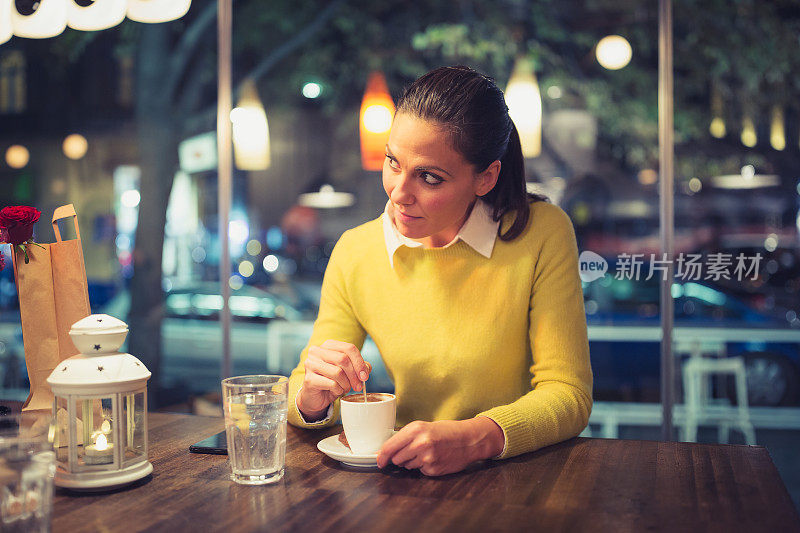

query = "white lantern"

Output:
[[47, 314, 152, 490], [127, 0, 191, 24], [11, 0, 67, 39], [67, 0, 127, 31]]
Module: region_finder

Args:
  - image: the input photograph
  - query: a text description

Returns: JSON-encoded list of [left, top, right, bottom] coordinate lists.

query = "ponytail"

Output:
[[483, 123, 549, 241]]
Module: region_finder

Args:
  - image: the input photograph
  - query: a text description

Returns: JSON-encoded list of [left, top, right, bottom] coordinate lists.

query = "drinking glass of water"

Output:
[[221, 375, 288, 485], [0, 413, 55, 533]]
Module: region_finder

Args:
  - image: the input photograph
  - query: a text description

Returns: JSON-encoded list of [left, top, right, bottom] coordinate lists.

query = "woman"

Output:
[[288, 65, 592, 476]]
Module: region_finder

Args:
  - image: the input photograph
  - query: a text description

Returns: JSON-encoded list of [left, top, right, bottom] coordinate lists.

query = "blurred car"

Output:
[[102, 282, 393, 396], [584, 274, 800, 406]]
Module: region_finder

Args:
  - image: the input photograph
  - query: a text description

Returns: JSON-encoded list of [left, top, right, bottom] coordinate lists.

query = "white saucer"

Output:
[[317, 431, 397, 468]]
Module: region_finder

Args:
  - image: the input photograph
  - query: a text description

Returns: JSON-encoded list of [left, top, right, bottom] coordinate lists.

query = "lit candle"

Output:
[[84, 433, 114, 465]]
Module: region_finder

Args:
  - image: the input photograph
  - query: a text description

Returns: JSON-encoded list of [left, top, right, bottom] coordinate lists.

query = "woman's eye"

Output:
[[421, 172, 443, 186], [386, 156, 399, 170]]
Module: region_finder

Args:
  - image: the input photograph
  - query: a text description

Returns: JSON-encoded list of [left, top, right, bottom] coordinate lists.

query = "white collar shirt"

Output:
[[381, 199, 500, 268]]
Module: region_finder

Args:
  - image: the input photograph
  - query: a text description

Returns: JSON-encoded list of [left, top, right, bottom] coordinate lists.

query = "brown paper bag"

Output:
[[12, 204, 91, 411]]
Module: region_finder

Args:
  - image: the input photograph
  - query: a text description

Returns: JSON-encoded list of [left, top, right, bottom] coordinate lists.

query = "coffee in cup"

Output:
[[341, 393, 392, 403], [340, 392, 396, 455]]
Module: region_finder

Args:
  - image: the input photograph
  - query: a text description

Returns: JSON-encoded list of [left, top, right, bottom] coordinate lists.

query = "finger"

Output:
[[376, 427, 417, 468], [305, 357, 351, 395], [311, 344, 362, 391], [389, 443, 419, 467], [308, 345, 359, 391], [399, 457, 423, 470], [304, 372, 345, 398], [320, 340, 370, 382], [420, 465, 442, 477]]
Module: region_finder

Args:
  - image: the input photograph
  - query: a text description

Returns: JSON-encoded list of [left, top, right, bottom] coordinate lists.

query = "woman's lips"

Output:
[[395, 210, 421, 223]]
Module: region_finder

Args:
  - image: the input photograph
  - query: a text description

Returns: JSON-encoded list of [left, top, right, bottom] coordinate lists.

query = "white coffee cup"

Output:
[[340, 393, 396, 455]]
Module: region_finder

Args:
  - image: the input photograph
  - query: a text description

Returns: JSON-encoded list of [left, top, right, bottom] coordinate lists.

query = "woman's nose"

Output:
[[390, 173, 414, 205]]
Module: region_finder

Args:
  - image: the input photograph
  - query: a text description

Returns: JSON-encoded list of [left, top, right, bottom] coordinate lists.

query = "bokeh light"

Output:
[[5, 145, 29, 168], [121, 190, 141, 208], [263, 254, 279, 273], [246, 239, 262, 256], [238, 260, 255, 277], [63, 133, 88, 160], [596, 35, 632, 70], [302, 82, 322, 99]]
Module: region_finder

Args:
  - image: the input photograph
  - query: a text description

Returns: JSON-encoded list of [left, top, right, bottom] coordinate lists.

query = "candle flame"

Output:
[[95, 433, 108, 451]]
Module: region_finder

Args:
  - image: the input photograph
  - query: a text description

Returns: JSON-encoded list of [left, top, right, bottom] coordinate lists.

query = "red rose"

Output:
[[0, 206, 42, 246]]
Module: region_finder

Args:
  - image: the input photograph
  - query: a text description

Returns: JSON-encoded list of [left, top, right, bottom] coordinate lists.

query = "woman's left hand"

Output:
[[376, 417, 504, 476]]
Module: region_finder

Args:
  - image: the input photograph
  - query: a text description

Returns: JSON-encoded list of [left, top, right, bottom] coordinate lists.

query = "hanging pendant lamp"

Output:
[[67, 0, 126, 31], [505, 56, 542, 158], [127, 0, 191, 23], [231, 79, 271, 171], [709, 87, 726, 139], [770, 105, 785, 151], [11, 0, 67, 39], [0, 0, 12, 44], [359, 71, 395, 171], [741, 113, 757, 148]]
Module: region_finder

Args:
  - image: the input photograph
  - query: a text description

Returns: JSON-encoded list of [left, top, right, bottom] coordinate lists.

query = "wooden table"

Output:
[[52, 413, 800, 532]]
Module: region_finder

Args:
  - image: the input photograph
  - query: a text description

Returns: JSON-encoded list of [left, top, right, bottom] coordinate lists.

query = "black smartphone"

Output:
[[189, 430, 228, 455]]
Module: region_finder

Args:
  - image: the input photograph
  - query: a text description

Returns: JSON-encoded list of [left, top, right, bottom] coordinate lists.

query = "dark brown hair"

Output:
[[395, 65, 548, 241]]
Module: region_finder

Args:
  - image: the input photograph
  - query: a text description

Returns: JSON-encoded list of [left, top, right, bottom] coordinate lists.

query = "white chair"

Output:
[[680, 339, 756, 445]]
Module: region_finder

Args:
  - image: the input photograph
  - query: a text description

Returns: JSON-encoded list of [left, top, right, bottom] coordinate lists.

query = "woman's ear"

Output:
[[476, 160, 501, 196]]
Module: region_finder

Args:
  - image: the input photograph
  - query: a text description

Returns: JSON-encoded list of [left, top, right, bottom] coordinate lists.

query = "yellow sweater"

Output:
[[288, 201, 593, 459]]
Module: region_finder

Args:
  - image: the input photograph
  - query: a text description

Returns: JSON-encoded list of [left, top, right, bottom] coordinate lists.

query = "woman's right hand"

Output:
[[296, 340, 372, 420]]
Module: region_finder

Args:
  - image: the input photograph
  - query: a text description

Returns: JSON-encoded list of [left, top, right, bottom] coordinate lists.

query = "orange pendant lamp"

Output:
[[359, 71, 395, 171]]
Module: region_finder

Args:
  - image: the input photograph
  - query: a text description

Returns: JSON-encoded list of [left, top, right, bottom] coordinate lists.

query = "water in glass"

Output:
[[225, 392, 286, 484]]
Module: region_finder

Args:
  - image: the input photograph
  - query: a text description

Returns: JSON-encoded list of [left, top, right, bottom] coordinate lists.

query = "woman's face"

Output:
[[382, 113, 499, 247]]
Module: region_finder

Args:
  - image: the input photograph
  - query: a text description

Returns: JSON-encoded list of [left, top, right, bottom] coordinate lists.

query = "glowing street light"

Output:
[[505, 57, 542, 158], [596, 35, 633, 70]]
